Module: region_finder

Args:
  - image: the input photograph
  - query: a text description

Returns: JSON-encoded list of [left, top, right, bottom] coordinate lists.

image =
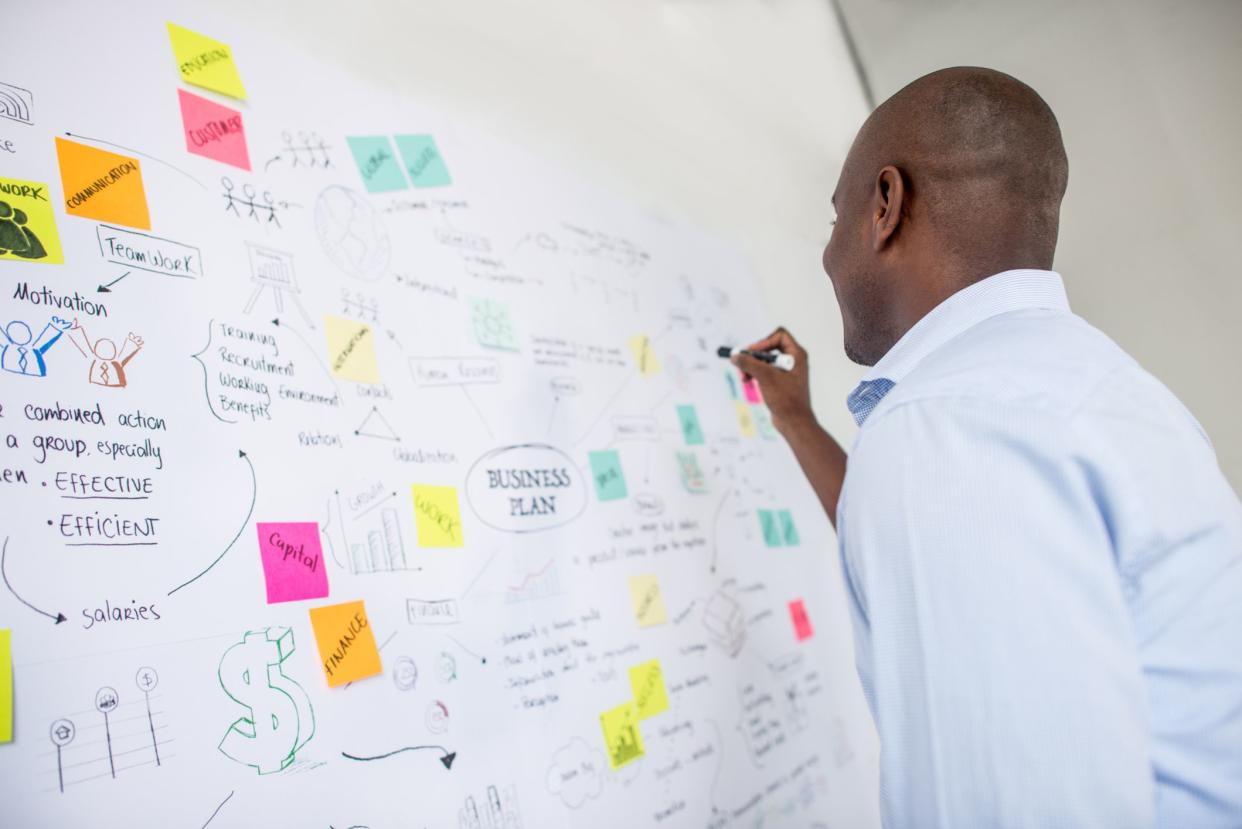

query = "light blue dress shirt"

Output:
[[836, 269, 1242, 828]]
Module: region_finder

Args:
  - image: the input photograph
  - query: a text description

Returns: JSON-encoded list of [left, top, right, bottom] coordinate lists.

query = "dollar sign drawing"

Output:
[[217, 627, 315, 774]]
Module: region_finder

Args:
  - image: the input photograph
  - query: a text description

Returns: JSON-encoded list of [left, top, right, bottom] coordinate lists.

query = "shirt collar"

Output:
[[864, 269, 1069, 384], [846, 269, 1070, 425]]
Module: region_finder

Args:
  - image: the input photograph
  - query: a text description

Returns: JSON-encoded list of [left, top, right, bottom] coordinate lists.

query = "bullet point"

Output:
[[47, 519, 53, 525]]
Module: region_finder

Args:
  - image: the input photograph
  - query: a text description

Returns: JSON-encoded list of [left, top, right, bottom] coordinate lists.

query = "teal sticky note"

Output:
[[470, 297, 519, 351], [753, 405, 778, 440], [346, 136, 408, 193], [590, 450, 628, 501], [676, 404, 704, 446], [758, 509, 782, 547], [778, 510, 799, 546], [394, 134, 452, 188]]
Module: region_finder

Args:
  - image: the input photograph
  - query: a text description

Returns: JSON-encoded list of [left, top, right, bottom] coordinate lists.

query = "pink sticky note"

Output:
[[178, 88, 251, 170], [741, 372, 763, 404], [789, 599, 813, 641], [257, 522, 329, 603]]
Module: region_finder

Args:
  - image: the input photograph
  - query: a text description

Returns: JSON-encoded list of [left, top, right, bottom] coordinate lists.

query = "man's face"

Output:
[[823, 150, 878, 365]]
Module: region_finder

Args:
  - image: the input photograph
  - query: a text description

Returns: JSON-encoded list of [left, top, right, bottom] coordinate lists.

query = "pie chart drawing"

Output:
[[314, 185, 390, 281]]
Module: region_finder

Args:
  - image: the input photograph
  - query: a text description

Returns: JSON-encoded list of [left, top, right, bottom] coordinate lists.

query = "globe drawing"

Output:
[[314, 185, 390, 281]]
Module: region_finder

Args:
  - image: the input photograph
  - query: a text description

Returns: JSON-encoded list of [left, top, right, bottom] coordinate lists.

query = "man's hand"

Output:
[[731, 327, 814, 436], [733, 327, 848, 527]]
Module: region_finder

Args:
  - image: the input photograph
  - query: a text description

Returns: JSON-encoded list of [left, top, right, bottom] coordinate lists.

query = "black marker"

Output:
[[717, 346, 795, 372]]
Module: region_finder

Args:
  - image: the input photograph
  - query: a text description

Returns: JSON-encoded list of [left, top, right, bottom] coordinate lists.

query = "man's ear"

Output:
[[872, 165, 906, 252]]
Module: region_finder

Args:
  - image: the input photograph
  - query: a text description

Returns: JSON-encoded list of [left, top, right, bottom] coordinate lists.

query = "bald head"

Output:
[[823, 67, 1070, 365]]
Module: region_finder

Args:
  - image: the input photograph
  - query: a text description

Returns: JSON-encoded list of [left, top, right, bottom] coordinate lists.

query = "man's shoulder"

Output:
[[876, 309, 1141, 420]]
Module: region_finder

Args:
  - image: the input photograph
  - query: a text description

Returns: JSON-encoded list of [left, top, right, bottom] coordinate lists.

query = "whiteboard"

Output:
[[0, 4, 878, 826]]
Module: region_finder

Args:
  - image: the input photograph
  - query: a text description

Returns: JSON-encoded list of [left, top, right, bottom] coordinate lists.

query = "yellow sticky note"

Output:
[[55, 137, 151, 230], [735, 400, 757, 438], [309, 600, 382, 687], [0, 178, 64, 264], [628, 574, 667, 628], [628, 659, 669, 720], [600, 701, 644, 769], [627, 334, 660, 377], [412, 484, 464, 547], [167, 22, 247, 100], [324, 315, 381, 384], [1, 629, 13, 742]]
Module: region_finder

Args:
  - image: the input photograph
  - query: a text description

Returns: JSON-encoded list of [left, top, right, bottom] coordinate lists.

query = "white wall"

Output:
[[836, 0, 1242, 490]]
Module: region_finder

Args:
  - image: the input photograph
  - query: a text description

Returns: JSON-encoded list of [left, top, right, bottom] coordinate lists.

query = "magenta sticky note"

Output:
[[257, 522, 329, 603], [178, 88, 251, 170], [742, 372, 763, 404], [789, 599, 813, 641]]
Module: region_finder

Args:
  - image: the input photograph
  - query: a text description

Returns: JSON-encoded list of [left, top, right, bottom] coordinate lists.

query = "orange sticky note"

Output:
[[309, 600, 382, 687], [55, 137, 151, 230]]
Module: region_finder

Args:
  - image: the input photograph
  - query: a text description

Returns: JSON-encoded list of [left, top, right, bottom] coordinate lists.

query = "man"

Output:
[[735, 67, 1242, 827]]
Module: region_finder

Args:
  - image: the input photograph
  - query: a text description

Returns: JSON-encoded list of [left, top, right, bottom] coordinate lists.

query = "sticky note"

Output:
[[628, 659, 669, 720], [676, 451, 707, 493], [735, 400, 757, 437], [724, 369, 739, 400], [676, 404, 704, 446], [470, 297, 519, 351], [0, 629, 11, 743], [627, 334, 660, 377], [600, 701, 644, 769], [55, 137, 150, 230], [628, 574, 667, 628], [778, 509, 800, 546], [309, 600, 382, 687], [411, 484, 464, 547], [589, 450, 627, 501], [178, 88, 250, 170], [758, 509, 782, 547], [347, 136, 408, 193], [0, 177, 63, 264], [256, 522, 329, 603], [324, 314, 381, 384], [753, 405, 778, 440], [789, 599, 814, 642], [167, 22, 247, 100], [742, 374, 763, 404], [394, 134, 452, 188]]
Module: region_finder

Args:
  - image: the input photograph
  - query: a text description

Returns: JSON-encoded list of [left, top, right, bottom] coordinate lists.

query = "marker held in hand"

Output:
[[717, 345, 795, 372]]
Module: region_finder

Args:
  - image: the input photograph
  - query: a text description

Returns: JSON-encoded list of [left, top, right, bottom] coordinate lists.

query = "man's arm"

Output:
[[733, 328, 847, 526]]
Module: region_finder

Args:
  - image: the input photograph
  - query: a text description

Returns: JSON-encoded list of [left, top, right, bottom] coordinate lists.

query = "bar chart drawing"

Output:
[[350, 508, 410, 574]]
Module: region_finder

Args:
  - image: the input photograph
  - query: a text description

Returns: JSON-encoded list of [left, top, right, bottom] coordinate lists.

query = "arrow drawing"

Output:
[[96, 271, 130, 293], [167, 450, 256, 595], [1, 536, 67, 624], [341, 745, 456, 770]]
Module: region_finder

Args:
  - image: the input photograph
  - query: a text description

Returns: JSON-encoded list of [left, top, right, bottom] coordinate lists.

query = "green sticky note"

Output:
[[676, 404, 704, 446], [758, 509, 782, 547], [753, 405, 778, 440], [394, 134, 451, 188], [676, 451, 707, 493], [779, 509, 799, 546], [589, 450, 628, 501], [346, 136, 408, 193], [470, 297, 519, 351], [0, 628, 11, 743]]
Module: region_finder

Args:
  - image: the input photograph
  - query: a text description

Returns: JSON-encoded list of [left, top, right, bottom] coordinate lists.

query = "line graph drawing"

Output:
[[505, 557, 561, 604]]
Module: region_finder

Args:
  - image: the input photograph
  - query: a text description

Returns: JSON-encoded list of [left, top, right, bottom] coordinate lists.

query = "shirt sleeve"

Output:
[[841, 396, 1156, 828]]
